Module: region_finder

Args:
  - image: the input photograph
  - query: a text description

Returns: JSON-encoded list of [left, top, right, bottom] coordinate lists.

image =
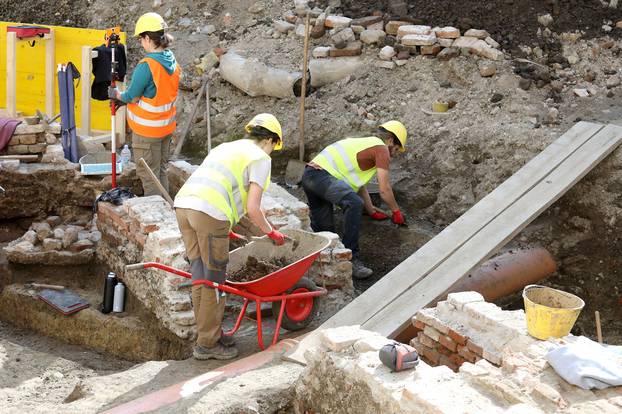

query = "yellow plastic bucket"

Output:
[[522, 285, 584, 340]]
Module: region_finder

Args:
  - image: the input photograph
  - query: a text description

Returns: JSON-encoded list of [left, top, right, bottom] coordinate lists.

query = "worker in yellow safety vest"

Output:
[[109, 12, 180, 196], [173, 113, 287, 360], [301, 120, 408, 280]]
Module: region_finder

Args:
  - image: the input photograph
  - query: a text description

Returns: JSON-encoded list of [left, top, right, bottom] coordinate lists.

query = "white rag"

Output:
[[545, 336, 622, 390]]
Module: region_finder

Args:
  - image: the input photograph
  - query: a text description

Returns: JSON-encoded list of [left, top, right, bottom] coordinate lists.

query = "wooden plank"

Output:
[[6, 32, 16, 117], [283, 122, 604, 364], [45, 30, 55, 118], [80, 45, 92, 137], [363, 124, 622, 336]]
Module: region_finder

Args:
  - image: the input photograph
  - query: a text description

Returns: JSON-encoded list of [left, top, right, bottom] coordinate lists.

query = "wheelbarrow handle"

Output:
[[126, 263, 146, 271]]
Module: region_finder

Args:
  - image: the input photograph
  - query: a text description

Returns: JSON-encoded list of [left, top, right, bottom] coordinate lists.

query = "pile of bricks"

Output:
[[279, 2, 504, 71], [411, 291, 535, 371], [4, 123, 58, 159]]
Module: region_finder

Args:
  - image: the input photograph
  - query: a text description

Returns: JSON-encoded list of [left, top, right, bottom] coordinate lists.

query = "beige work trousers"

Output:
[[176, 208, 230, 348], [132, 133, 171, 197]]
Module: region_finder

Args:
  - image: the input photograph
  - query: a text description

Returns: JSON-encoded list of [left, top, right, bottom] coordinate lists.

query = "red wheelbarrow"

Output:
[[126, 229, 331, 350]]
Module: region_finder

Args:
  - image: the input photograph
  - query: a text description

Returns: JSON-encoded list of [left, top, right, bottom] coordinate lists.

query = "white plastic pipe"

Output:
[[219, 51, 302, 98]]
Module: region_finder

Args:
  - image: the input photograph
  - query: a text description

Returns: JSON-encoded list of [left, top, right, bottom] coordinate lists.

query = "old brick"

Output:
[[401, 34, 436, 46], [14, 124, 45, 135], [439, 334, 458, 352], [421, 45, 442, 56], [312, 46, 330, 58], [331, 248, 352, 261], [329, 41, 362, 57], [438, 346, 453, 357], [464, 28, 490, 39], [439, 355, 459, 372], [477, 45, 504, 61], [413, 319, 426, 331], [466, 339, 484, 356], [351, 16, 382, 28], [452, 36, 482, 51], [448, 327, 468, 345], [447, 291, 485, 310], [18, 134, 37, 145], [325, 15, 351, 29], [423, 325, 440, 342], [28, 144, 46, 153], [69, 239, 94, 252], [8, 136, 20, 146], [7, 145, 29, 154], [385, 21, 410, 36], [435, 26, 460, 39], [397, 25, 431, 39], [449, 353, 465, 368], [418, 331, 436, 348], [420, 346, 440, 365]]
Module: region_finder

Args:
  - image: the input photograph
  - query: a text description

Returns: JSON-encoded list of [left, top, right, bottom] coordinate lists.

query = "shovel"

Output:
[[285, 14, 311, 187]]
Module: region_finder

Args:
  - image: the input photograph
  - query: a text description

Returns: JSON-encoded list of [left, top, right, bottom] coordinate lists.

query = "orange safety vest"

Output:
[[127, 57, 181, 138]]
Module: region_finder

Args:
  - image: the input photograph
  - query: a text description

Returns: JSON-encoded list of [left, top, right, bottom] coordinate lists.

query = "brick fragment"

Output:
[[331, 248, 352, 261], [457, 345, 478, 363], [401, 34, 436, 46], [421, 45, 442, 56], [464, 29, 490, 39], [448, 327, 468, 345], [69, 239, 94, 252], [413, 319, 425, 331], [449, 353, 465, 367], [423, 325, 440, 341], [329, 41, 362, 57], [447, 291, 485, 310], [325, 15, 352, 29], [438, 346, 452, 357], [438, 38, 454, 47], [418, 331, 436, 348], [439, 334, 457, 352], [420, 345, 440, 365], [435, 26, 460, 39], [466, 340, 484, 356], [397, 25, 431, 39], [351, 16, 382, 27], [439, 355, 459, 372]]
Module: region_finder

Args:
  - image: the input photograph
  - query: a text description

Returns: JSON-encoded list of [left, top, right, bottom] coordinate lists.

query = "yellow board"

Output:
[[0, 22, 126, 131]]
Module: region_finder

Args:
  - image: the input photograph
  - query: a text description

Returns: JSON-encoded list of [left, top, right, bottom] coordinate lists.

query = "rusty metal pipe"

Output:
[[432, 246, 557, 305]]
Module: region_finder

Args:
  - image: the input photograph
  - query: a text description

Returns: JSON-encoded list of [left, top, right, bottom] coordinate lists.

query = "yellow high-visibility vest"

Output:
[[175, 139, 271, 226], [312, 137, 385, 191]]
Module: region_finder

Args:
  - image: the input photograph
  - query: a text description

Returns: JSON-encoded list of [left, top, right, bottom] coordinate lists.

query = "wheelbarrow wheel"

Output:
[[272, 277, 319, 331]]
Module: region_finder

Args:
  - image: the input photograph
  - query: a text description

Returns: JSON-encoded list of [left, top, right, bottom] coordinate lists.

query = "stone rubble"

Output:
[[294, 295, 622, 414]]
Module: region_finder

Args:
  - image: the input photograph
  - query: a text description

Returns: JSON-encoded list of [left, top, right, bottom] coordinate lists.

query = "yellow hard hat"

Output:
[[134, 12, 167, 37], [245, 113, 283, 150], [379, 120, 407, 152]]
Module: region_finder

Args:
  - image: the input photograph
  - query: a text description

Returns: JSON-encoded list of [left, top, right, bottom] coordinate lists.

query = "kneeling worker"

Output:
[[301, 121, 408, 279], [174, 113, 287, 360]]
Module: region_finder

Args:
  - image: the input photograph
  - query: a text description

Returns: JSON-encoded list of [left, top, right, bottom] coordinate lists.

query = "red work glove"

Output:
[[370, 211, 389, 220], [228, 231, 246, 242], [392, 210, 406, 225], [266, 229, 286, 246]]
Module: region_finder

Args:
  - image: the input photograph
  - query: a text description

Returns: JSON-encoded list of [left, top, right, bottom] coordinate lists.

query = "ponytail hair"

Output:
[[140, 30, 174, 48]]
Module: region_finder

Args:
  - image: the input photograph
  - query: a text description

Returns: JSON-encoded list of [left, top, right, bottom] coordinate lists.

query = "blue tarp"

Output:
[[58, 62, 80, 163]]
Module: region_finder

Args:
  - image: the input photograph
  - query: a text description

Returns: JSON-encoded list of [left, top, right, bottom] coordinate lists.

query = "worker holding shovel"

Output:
[[301, 121, 408, 280], [173, 113, 287, 360], [108, 12, 180, 196]]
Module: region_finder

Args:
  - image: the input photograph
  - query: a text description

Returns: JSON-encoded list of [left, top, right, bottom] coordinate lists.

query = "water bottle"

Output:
[[102, 272, 117, 314], [120, 145, 131, 168], [113, 282, 125, 313]]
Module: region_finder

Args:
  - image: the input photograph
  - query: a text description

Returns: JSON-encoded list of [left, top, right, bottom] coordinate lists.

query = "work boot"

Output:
[[218, 334, 236, 347], [352, 258, 373, 280], [193, 344, 239, 360]]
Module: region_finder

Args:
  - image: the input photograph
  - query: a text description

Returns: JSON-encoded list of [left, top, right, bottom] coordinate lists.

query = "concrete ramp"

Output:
[[285, 122, 622, 364]]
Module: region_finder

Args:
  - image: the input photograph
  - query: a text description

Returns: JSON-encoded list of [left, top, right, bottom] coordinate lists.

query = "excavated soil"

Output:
[[228, 256, 290, 282]]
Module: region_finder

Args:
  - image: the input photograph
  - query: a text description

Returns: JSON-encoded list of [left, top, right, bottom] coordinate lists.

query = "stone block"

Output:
[[7, 145, 29, 154], [353, 334, 390, 353], [32, 222, 52, 241], [401, 34, 436, 46], [325, 15, 351, 29], [375, 60, 396, 70], [421, 45, 442, 56], [367, 21, 384, 31], [62, 226, 79, 248], [321, 325, 366, 352], [40, 144, 66, 164], [36, 133, 46, 143], [52, 228, 65, 240], [359, 29, 386, 44], [351, 25, 364, 34], [14, 124, 45, 135], [482, 349, 502, 365], [413, 319, 425, 330], [438, 38, 454, 47], [7, 136, 19, 146], [418, 331, 436, 348], [42, 238, 63, 251], [379, 45, 396, 60], [477, 45, 504, 61], [312, 46, 330, 58], [447, 291, 484, 310], [436, 26, 460, 39], [351, 16, 382, 28], [464, 29, 490, 39], [70, 239, 94, 252], [329, 41, 362, 57], [479, 61, 497, 77], [397, 25, 431, 39], [28, 144, 46, 153], [274, 20, 295, 33], [419, 344, 441, 365], [452, 36, 482, 51], [330, 27, 355, 48], [459, 361, 489, 377], [18, 134, 37, 145], [385, 20, 410, 36], [485, 36, 500, 48]]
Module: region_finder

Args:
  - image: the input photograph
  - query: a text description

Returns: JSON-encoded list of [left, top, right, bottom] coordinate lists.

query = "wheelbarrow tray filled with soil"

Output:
[[226, 229, 330, 296]]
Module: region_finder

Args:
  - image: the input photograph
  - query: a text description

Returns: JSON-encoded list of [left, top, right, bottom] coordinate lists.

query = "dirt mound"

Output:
[[340, 0, 622, 51]]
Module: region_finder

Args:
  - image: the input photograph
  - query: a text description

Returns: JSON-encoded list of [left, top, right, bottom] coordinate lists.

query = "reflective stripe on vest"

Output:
[[127, 57, 181, 138], [312, 137, 385, 191], [174, 140, 270, 226]]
